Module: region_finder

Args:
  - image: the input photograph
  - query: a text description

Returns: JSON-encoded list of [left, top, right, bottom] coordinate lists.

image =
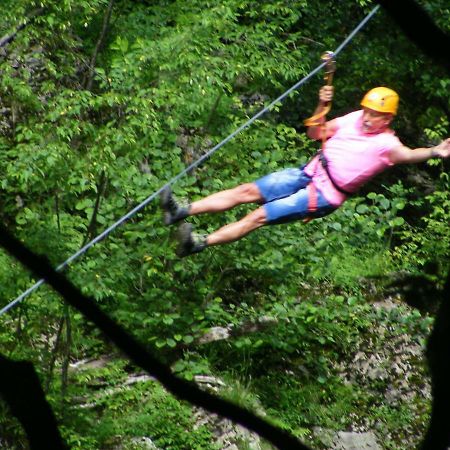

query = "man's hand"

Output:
[[390, 138, 450, 164], [319, 85, 334, 104], [431, 138, 450, 158]]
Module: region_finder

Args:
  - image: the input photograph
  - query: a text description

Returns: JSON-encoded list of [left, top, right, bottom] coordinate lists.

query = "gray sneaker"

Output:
[[176, 223, 207, 257], [160, 187, 190, 225]]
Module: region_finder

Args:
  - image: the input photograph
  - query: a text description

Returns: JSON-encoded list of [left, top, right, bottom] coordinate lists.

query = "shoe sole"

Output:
[[176, 223, 193, 257], [160, 187, 175, 225]]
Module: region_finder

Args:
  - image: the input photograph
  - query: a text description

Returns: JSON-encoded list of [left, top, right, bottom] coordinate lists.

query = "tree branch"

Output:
[[0, 224, 312, 450], [84, 0, 115, 90], [376, 0, 450, 72], [0, 8, 45, 50], [82, 170, 107, 247], [0, 355, 67, 449], [44, 314, 65, 392]]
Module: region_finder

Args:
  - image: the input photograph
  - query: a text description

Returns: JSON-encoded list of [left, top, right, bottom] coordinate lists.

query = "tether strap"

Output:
[[303, 103, 331, 129], [303, 51, 336, 132], [303, 51, 337, 219], [304, 51, 353, 199]]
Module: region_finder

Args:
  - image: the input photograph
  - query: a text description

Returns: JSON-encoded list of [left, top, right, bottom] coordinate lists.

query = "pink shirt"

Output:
[[304, 110, 402, 206]]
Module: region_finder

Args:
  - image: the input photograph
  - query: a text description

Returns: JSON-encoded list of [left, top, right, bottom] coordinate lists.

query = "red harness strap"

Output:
[[307, 182, 318, 213], [302, 52, 336, 224], [302, 181, 318, 223]]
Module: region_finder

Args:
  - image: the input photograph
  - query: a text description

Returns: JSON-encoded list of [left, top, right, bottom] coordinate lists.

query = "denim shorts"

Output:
[[254, 167, 336, 224]]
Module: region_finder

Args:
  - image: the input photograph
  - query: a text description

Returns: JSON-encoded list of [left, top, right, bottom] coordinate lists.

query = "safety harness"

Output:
[[318, 152, 353, 196], [303, 52, 352, 218]]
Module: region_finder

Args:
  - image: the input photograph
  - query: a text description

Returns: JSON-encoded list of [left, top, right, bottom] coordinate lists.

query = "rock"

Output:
[[194, 375, 226, 388], [313, 428, 381, 450], [69, 354, 115, 371], [192, 409, 262, 450], [197, 326, 231, 344], [312, 427, 337, 448], [197, 316, 277, 344], [192, 376, 264, 450], [332, 431, 381, 450], [113, 436, 161, 449], [129, 437, 160, 449]]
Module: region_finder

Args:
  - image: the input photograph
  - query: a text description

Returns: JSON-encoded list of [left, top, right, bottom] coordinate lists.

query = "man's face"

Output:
[[362, 108, 393, 134]]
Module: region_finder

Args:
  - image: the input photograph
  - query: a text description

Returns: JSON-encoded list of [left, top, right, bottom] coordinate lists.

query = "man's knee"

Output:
[[234, 183, 262, 202], [244, 207, 267, 228]]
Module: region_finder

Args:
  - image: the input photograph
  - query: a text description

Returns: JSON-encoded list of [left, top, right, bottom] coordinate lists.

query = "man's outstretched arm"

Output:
[[389, 138, 450, 164]]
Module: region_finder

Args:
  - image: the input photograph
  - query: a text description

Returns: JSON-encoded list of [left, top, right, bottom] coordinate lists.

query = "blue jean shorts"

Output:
[[254, 167, 336, 224]]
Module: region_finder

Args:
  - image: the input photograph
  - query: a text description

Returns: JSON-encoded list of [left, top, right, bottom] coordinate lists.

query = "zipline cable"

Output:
[[0, 5, 380, 317]]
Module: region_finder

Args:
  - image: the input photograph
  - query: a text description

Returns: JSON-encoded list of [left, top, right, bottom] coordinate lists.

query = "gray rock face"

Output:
[[331, 431, 381, 450], [313, 428, 381, 450]]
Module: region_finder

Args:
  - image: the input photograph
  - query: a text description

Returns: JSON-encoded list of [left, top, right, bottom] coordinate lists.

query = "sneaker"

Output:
[[176, 223, 207, 257], [160, 187, 190, 225]]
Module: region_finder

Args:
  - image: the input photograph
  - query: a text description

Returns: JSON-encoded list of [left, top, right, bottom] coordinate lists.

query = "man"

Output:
[[161, 86, 450, 257]]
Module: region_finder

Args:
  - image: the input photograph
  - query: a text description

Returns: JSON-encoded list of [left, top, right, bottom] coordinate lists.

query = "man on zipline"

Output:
[[161, 85, 450, 257]]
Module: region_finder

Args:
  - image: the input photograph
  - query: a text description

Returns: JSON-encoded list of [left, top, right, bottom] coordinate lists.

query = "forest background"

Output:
[[0, 0, 449, 449]]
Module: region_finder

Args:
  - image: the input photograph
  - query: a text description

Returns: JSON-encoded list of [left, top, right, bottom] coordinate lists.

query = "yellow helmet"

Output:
[[360, 87, 399, 115]]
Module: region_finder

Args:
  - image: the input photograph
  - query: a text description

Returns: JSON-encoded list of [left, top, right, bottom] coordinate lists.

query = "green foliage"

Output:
[[46, 360, 217, 449], [1, 0, 449, 448], [393, 173, 450, 275]]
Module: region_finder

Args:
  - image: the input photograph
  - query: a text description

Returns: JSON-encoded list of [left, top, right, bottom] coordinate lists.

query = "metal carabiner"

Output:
[[321, 51, 336, 86]]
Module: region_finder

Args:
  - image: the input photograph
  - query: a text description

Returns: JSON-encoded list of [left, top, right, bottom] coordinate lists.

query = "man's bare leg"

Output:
[[176, 207, 267, 257], [161, 183, 263, 225], [189, 183, 263, 215], [206, 207, 267, 245]]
